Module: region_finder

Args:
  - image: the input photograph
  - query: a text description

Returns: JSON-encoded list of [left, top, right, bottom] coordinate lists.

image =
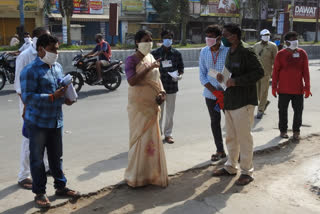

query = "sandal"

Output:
[[211, 152, 226, 162], [18, 178, 32, 190], [165, 136, 174, 144], [235, 174, 254, 186], [280, 132, 289, 139], [55, 187, 81, 198], [212, 168, 236, 177], [34, 194, 51, 208]]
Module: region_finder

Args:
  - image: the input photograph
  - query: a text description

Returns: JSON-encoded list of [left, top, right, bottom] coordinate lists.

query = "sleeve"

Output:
[[271, 44, 278, 64], [93, 45, 98, 52], [107, 42, 112, 59], [102, 43, 108, 52], [199, 50, 210, 86], [272, 52, 281, 90], [151, 49, 159, 60], [302, 51, 310, 91], [177, 51, 184, 74], [20, 67, 52, 106], [19, 44, 25, 52], [234, 48, 264, 86], [14, 55, 26, 94], [124, 56, 137, 80]]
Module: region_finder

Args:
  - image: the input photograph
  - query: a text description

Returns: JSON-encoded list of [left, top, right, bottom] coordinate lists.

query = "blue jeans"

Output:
[[28, 123, 67, 194]]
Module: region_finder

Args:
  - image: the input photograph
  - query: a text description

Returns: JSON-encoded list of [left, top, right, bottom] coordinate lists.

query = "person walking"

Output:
[[253, 29, 278, 119], [124, 30, 168, 187], [151, 30, 184, 144], [272, 31, 311, 140], [20, 34, 80, 208], [199, 25, 229, 161], [14, 27, 51, 190], [212, 23, 264, 186]]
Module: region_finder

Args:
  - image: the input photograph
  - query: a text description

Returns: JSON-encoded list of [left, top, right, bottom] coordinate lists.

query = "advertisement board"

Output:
[[51, 0, 103, 14], [122, 0, 144, 12], [201, 0, 240, 17], [294, 5, 319, 19], [0, 0, 38, 12]]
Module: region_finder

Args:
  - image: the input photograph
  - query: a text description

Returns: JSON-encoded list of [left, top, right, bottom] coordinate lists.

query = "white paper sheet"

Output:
[[208, 67, 231, 90], [168, 70, 182, 81]]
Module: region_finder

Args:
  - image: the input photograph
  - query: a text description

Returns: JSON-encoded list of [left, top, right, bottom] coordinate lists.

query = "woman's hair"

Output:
[[135, 30, 152, 47]]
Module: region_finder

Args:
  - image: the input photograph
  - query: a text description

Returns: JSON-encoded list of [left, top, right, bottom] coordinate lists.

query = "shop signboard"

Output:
[[122, 0, 144, 12], [51, 0, 103, 14], [90, 0, 103, 14], [294, 5, 319, 19], [0, 0, 38, 12], [200, 0, 240, 17]]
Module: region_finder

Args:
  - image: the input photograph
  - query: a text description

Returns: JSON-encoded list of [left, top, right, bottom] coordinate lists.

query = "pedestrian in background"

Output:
[[20, 34, 80, 208], [151, 30, 184, 144], [10, 34, 19, 47], [199, 24, 229, 161], [212, 23, 264, 186], [253, 29, 278, 119], [124, 30, 168, 187], [272, 31, 311, 140], [19, 32, 32, 53], [15, 27, 50, 190]]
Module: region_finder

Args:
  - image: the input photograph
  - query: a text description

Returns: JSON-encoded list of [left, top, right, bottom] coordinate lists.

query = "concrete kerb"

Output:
[[31, 132, 320, 214]]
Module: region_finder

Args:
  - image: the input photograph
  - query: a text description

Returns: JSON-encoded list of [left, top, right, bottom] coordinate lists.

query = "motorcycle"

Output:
[[0, 52, 16, 91], [67, 50, 123, 93]]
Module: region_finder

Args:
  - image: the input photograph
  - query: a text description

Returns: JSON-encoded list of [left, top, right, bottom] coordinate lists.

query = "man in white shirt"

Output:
[[15, 27, 50, 189], [19, 32, 32, 53]]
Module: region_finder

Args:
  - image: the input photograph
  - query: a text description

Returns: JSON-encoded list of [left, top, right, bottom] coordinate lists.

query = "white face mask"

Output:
[[24, 37, 31, 43], [261, 35, 270, 42], [32, 37, 38, 49], [138, 42, 153, 56], [41, 49, 58, 65], [287, 40, 299, 50]]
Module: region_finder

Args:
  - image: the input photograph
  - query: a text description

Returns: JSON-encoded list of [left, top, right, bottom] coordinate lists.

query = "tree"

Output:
[[149, 0, 190, 45], [42, 0, 74, 45]]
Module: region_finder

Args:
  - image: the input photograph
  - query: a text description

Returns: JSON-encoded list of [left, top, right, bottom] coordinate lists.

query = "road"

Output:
[[0, 64, 320, 213]]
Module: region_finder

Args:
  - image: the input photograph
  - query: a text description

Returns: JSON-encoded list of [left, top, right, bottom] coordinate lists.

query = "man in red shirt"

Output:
[[272, 31, 311, 140]]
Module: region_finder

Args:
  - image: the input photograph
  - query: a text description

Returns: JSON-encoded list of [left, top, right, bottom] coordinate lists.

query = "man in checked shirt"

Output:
[[151, 30, 184, 144]]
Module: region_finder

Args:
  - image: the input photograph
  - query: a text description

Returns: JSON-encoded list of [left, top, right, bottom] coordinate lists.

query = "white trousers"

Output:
[[224, 105, 255, 177], [18, 98, 49, 182], [160, 93, 176, 137]]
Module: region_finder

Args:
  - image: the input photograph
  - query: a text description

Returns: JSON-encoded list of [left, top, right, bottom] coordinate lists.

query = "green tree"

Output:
[[149, 0, 190, 45]]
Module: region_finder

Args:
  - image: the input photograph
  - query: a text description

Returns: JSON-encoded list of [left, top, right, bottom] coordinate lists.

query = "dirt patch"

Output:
[[37, 134, 320, 214]]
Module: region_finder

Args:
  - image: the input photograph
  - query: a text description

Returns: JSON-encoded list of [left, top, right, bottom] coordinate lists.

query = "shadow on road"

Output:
[[77, 89, 112, 99], [0, 89, 15, 96], [0, 184, 19, 201]]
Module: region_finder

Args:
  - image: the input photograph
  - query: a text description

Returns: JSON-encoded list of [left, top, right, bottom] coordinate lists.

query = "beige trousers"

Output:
[[224, 105, 255, 176], [257, 75, 271, 112]]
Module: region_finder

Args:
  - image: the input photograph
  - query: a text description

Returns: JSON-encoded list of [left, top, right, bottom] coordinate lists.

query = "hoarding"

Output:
[[294, 5, 319, 19], [51, 0, 103, 14], [0, 0, 38, 12], [201, 0, 240, 17], [122, 0, 144, 12]]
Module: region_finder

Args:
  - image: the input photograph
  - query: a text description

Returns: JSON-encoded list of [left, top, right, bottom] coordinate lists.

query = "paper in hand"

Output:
[[208, 67, 231, 90], [168, 70, 182, 82]]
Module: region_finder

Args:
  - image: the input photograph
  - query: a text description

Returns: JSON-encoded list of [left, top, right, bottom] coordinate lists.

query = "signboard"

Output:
[[51, 0, 103, 14], [201, 0, 240, 17], [294, 5, 319, 19], [122, 0, 144, 12], [24, 0, 38, 12], [0, 0, 38, 12]]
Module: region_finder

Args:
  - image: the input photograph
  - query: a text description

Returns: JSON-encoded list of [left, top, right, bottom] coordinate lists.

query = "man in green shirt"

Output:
[[212, 23, 264, 186]]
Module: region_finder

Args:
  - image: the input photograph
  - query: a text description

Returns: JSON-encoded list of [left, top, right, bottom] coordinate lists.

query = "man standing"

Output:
[[85, 33, 112, 85], [20, 34, 80, 208], [15, 27, 50, 190], [151, 30, 184, 144], [253, 29, 278, 119], [212, 23, 264, 186], [272, 31, 311, 140], [199, 25, 229, 161]]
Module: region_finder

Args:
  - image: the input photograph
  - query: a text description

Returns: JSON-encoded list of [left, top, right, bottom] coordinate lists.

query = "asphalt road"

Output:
[[0, 64, 320, 213]]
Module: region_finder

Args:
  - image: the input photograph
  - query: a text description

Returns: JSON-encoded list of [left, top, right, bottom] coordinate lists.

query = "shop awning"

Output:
[[48, 13, 109, 22]]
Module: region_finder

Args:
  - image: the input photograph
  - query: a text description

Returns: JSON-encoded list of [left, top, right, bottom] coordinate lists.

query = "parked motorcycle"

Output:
[[67, 50, 123, 93], [0, 53, 16, 91]]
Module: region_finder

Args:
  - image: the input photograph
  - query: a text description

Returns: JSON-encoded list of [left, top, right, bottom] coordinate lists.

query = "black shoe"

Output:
[[256, 111, 263, 119]]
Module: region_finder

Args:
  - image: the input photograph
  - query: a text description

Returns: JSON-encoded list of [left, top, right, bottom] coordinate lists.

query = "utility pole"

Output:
[[19, 0, 25, 42], [290, 0, 295, 31], [315, 0, 319, 43]]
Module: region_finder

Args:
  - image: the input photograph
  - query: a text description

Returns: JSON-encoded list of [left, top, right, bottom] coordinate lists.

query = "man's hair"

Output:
[[95, 33, 104, 40], [223, 23, 241, 40], [32, 27, 48, 38], [135, 30, 152, 44], [36, 34, 59, 51], [24, 32, 30, 37], [205, 25, 222, 37], [284, 31, 298, 41], [161, 30, 174, 39]]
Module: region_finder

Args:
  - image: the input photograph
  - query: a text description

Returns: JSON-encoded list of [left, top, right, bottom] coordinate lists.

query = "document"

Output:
[[168, 70, 182, 81], [208, 67, 231, 90]]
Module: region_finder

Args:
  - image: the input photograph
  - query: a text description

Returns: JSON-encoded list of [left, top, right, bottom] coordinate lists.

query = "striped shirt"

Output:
[[20, 57, 65, 128], [199, 44, 229, 100]]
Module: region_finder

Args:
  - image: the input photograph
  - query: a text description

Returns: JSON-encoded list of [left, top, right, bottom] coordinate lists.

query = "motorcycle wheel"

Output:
[[67, 71, 84, 93], [0, 72, 6, 91], [103, 70, 122, 91]]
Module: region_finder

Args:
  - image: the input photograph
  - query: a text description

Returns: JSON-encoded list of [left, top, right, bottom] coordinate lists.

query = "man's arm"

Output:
[[272, 52, 281, 90], [199, 50, 216, 93], [233, 49, 264, 86], [302, 51, 310, 91], [176, 51, 184, 75], [14, 55, 26, 96]]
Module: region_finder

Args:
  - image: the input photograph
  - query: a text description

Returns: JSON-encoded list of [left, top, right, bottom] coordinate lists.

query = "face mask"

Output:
[[205, 37, 217, 47], [162, 39, 172, 48], [32, 37, 38, 49], [41, 49, 58, 65], [138, 42, 153, 56], [287, 40, 299, 50], [24, 37, 31, 43], [221, 37, 231, 47], [261, 35, 270, 42]]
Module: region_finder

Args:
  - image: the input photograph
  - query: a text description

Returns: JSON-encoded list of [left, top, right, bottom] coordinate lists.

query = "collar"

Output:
[[160, 45, 173, 53]]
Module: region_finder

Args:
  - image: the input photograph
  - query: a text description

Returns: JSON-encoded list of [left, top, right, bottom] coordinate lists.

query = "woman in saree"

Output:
[[124, 30, 168, 187]]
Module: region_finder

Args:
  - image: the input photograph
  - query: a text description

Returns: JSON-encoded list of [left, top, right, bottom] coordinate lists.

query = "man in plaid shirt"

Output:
[[20, 34, 79, 208], [151, 30, 184, 144]]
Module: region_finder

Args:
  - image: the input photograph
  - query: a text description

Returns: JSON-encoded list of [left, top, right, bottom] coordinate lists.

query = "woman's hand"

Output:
[[155, 91, 166, 105]]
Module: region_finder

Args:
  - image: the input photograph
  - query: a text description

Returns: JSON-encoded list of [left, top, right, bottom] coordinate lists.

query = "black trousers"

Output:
[[278, 94, 304, 133], [205, 98, 224, 153]]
